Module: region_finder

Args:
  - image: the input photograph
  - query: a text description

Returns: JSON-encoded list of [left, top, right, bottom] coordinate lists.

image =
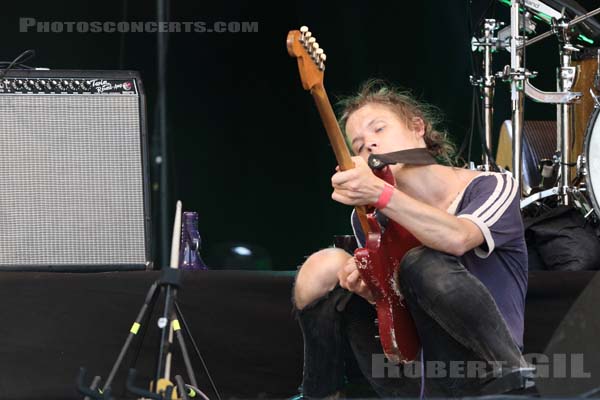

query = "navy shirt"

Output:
[[351, 172, 527, 348]]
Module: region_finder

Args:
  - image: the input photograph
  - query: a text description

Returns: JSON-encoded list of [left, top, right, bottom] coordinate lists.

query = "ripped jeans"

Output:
[[293, 246, 526, 398]]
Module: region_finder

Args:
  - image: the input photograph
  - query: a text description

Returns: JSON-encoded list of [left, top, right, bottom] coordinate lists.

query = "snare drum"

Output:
[[583, 106, 600, 214]]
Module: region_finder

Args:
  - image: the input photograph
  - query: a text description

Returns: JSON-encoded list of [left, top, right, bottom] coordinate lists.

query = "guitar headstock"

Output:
[[287, 26, 327, 91]]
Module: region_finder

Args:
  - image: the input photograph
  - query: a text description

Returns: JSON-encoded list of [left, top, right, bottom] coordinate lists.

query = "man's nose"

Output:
[[367, 142, 377, 153]]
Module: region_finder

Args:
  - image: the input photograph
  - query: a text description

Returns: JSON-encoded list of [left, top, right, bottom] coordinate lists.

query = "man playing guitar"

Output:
[[292, 80, 530, 398]]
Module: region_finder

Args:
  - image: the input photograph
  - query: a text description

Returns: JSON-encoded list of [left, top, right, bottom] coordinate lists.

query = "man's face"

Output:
[[345, 102, 426, 163]]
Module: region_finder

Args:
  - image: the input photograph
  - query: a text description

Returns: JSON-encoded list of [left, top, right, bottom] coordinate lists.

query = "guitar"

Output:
[[287, 26, 420, 364]]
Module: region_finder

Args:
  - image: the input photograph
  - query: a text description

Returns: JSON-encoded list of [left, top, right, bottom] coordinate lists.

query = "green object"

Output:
[[578, 34, 595, 44], [498, 0, 551, 23]]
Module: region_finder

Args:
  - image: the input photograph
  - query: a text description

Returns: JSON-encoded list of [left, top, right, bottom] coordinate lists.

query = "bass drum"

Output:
[[584, 106, 600, 214], [572, 47, 599, 181]]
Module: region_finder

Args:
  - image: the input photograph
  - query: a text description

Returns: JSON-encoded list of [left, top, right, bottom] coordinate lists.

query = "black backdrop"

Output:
[[2, 0, 598, 269]]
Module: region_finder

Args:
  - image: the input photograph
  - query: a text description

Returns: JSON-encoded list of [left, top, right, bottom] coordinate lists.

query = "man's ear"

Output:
[[411, 117, 425, 138]]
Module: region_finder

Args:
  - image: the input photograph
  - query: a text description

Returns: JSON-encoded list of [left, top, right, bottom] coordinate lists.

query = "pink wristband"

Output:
[[373, 183, 394, 209]]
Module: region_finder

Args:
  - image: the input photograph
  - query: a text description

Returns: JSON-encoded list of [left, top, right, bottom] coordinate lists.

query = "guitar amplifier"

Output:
[[0, 70, 152, 271]]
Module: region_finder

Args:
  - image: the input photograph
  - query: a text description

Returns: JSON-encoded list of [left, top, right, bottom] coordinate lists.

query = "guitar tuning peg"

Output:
[[307, 37, 315, 45], [305, 31, 312, 40], [310, 42, 320, 59], [313, 48, 323, 62], [299, 26, 309, 43], [319, 55, 326, 71]]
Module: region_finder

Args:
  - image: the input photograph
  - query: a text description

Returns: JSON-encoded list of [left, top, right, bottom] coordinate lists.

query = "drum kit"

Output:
[[470, 0, 600, 222]]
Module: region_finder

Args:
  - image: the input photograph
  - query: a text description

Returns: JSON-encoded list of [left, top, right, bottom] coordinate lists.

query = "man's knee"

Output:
[[398, 246, 457, 296], [294, 248, 351, 310]]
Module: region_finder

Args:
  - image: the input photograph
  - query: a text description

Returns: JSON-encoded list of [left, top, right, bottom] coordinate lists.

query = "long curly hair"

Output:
[[337, 79, 456, 165]]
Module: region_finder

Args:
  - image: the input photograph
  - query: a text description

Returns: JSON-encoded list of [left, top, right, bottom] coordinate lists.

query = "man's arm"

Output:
[[331, 157, 484, 256], [379, 189, 484, 256]]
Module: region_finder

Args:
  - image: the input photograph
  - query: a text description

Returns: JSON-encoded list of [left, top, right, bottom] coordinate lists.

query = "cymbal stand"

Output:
[[471, 19, 508, 171], [555, 14, 579, 206], [508, 0, 528, 196]]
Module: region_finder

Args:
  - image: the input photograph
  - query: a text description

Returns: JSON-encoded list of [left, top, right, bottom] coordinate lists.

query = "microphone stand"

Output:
[[77, 201, 212, 400]]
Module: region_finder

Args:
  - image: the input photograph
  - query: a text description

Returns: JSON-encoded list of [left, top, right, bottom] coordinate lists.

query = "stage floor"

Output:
[[0, 269, 595, 399]]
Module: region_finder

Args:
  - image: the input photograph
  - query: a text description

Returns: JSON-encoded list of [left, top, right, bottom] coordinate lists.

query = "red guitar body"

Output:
[[353, 167, 421, 364]]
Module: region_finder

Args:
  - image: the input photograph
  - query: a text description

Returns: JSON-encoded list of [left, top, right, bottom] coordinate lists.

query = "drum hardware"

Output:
[[570, 155, 596, 222], [556, 13, 579, 206], [521, 186, 561, 209], [470, 19, 506, 171], [576, 154, 587, 180], [507, 1, 528, 196], [519, 153, 562, 209], [568, 185, 597, 223], [594, 49, 600, 91], [471, 2, 600, 217], [592, 88, 600, 107], [506, 3, 592, 208], [523, 78, 580, 104], [521, 6, 600, 49], [539, 158, 558, 190]]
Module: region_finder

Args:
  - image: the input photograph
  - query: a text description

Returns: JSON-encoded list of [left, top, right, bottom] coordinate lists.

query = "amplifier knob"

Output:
[[50, 80, 60, 90], [12, 80, 24, 90], [80, 80, 91, 91], [35, 79, 49, 91], [69, 80, 81, 91], [23, 80, 35, 91], [58, 80, 69, 91]]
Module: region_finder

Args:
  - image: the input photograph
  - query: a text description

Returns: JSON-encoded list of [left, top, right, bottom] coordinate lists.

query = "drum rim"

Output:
[[583, 106, 600, 214]]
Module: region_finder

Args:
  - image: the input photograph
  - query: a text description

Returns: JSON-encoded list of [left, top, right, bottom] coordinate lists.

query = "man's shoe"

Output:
[[481, 367, 536, 395]]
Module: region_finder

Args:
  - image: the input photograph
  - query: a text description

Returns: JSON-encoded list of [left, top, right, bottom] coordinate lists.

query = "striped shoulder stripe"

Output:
[[485, 175, 518, 226], [468, 173, 504, 221], [478, 173, 515, 224]]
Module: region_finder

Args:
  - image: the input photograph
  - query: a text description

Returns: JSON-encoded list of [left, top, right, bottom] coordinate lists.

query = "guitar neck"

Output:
[[310, 85, 370, 236], [310, 85, 353, 169]]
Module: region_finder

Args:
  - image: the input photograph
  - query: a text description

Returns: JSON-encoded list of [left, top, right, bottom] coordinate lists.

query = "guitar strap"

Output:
[[368, 148, 437, 170], [352, 147, 438, 246]]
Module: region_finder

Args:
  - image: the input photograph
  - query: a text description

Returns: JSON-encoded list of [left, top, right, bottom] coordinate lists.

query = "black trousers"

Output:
[[294, 246, 526, 398]]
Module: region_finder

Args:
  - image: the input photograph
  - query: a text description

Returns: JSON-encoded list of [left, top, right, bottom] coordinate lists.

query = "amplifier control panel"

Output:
[[0, 78, 138, 95]]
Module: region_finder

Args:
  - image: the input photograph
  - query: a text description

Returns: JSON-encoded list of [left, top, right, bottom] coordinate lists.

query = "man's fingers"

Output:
[[344, 259, 356, 273], [331, 169, 358, 186], [346, 269, 360, 285], [357, 280, 375, 303]]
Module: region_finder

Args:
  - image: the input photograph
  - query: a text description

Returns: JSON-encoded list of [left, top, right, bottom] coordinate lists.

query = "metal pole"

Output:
[[557, 39, 575, 205], [483, 20, 496, 170], [157, 0, 169, 267], [510, 1, 525, 196]]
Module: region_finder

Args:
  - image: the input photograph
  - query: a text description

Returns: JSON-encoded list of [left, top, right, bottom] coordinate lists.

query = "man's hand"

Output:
[[331, 156, 386, 206], [338, 257, 375, 304]]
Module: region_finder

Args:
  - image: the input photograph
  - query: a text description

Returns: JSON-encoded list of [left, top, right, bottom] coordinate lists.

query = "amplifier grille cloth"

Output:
[[0, 94, 146, 267]]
